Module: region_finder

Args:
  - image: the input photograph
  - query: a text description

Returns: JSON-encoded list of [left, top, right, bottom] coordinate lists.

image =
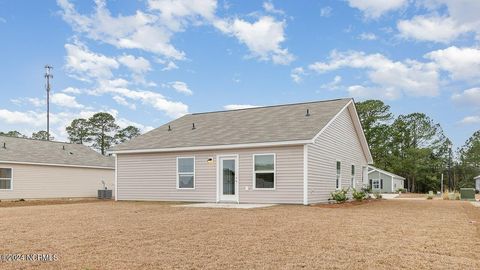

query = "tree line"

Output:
[[356, 100, 479, 193], [1, 112, 140, 155]]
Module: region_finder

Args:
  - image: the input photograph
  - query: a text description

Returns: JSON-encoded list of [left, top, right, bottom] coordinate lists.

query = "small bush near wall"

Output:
[[373, 192, 382, 199], [396, 188, 406, 193], [352, 188, 367, 201], [330, 189, 348, 203]]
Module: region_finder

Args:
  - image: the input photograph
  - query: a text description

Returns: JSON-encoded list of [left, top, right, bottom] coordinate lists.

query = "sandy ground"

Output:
[[0, 200, 479, 270]]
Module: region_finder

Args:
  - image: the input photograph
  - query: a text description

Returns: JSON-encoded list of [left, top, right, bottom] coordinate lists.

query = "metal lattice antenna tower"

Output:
[[44, 65, 53, 141]]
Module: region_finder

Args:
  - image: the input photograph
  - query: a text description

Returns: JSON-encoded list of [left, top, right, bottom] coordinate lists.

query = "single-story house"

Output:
[[368, 166, 405, 193], [0, 136, 115, 200], [475, 175, 480, 191], [111, 98, 373, 205]]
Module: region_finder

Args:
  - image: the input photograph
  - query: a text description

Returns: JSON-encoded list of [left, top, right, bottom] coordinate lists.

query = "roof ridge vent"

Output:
[[305, 109, 310, 117]]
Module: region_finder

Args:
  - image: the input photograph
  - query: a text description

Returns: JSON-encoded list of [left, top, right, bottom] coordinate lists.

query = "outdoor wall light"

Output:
[[207, 158, 214, 164]]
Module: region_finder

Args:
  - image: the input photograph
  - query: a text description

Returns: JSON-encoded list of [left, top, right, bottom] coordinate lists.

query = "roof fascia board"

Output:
[[110, 140, 312, 154], [368, 166, 405, 180], [0, 160, 114, 170], [348, 101, 374, 164]]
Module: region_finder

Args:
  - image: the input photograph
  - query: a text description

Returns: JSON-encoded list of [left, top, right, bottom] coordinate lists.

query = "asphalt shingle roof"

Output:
[[0, 136, 114, 168], [113, 98, 352, 151]]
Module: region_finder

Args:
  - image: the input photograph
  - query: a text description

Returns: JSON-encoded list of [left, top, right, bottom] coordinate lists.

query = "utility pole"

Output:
[[447, 142, 452, 191], [44, 65, 53, 141]]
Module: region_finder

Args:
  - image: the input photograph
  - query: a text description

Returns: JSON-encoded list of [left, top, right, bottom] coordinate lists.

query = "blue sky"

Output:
[[0, 0, 479, 149]]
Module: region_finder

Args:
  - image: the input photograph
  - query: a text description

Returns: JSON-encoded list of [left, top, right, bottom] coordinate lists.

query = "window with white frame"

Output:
[[0, 168, 12, 190], [177, 157, 195, 189], [351, 165, 355, 188], [336, 161, 341, 189], [254, 154, 275, 189]]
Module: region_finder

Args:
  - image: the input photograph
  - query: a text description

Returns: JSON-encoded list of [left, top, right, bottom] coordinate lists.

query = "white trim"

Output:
[[336, 160, 341, 190], [368, 166, 405, 180], [109, 140, 311, 154], [348, 101, 374, 164], [114, 154, 118, 201], [0, 160, 114, 170], [217, 154, 240, 203], [303, 144, 308, 205], [474, 175, 480, 180], [252, 153, 276, 190], [176, 156, 196, 190], [0, 167, 13, 191]]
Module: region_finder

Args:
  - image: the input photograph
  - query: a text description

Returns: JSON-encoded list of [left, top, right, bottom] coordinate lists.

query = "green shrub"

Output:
[[454, 192, 461, 200], [352, 188, 366, 201], [330, 189, 348, 203], [426, 194, 434, 200], [396, 188, 406, 193], [373, 191, 382, 199]]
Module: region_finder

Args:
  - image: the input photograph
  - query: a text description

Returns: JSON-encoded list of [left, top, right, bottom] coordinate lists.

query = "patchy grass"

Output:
[[0, 200, 479, 269], [0, 198, 102, 208]]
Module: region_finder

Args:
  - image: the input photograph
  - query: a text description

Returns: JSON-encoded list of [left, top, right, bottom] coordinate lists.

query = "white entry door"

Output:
[[219, 155, 238, 202]]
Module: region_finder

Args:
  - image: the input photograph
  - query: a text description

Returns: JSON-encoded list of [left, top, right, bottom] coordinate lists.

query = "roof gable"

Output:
[[368, 166, 405, 180], [0, 136, 114, 168], [113, 98, 353, 152]]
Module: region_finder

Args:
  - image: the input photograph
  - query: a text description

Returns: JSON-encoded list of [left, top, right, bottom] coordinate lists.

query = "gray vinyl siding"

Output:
[[116, 145, 304, 204], [368, 171, 393, 193], [307, 105, 369, 204], [392, 177, 405, 191], [0, 163, 114, 200]]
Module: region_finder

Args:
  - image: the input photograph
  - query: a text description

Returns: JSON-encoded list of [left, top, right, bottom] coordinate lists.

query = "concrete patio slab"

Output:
[[174, 203, 277, 209]]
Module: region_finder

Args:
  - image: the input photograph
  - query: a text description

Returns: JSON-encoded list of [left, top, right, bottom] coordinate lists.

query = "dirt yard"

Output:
[[1, 200, 479, 270]]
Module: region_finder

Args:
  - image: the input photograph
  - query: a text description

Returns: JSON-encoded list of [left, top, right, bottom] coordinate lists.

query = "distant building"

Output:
[[368, 166, 405, 193], [0, 136, 114, 200], [475, 175, 480, 191]]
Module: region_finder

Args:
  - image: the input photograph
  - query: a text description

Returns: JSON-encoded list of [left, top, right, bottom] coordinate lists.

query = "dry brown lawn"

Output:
[[1, 200, 479, 270]]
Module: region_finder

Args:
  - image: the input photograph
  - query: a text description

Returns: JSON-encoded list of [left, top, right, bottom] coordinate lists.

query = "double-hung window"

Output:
[[372, 179, 380, 189], [254, 154, 275, 189], [351, 165, 355, 188], [336, 161, 341, 189], [177, 157, 195, 189], [0, 168, 12, 190]]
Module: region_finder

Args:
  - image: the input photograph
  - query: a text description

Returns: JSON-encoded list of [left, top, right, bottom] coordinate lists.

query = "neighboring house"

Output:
[[368, 166, 405, 193], [111, 98, 373, 205], [475, 175, 480, 191], [0, 136, 114, 200]]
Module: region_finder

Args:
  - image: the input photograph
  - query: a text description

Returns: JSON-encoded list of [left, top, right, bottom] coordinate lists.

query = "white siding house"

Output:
[[367, 166, 405, 193], [475, 175, 480, 191], [111, 98, 373, 205], [0, 136, 115, 200]]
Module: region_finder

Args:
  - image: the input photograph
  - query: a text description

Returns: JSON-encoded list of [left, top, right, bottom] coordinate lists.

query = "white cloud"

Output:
[[397, 16, 467, 43], [397, 1, 480, 43], [0, 109, 45, 126], [167, 81, 193, 95], [51, 93, 85, 109], [215, 16, 294, 65], [358, 32, 377, 40], [162, 61, 179, 71], [223, 104, 259, 110], [263, 1, 285, 15], [451, 87, 480, 107], [65, 42, 119, 81], [346, 0, 407, 18], [62, 87, 82, 94], [347, 85, 401, 100], [459, 115, 480, 125], [425, 46, 480, 82], [320, 6, 332, 17], [92, 80, 189, 118], [147, 0, 217, 31], [290, 67, 305, 83], [308, 50, 439, 98], [117, 54, 151, 74], [319, 75, 342, 90], [113, 96, 136, 110]]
